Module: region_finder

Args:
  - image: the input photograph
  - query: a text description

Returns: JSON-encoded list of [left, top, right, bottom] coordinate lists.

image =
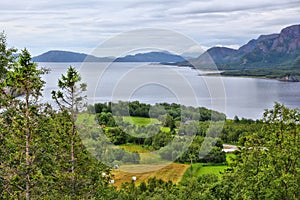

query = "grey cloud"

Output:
[[1, 0, 300, 56], [167, 0, 300, 15], [124, 0, 181, 8], [0, 0, 104, 11]]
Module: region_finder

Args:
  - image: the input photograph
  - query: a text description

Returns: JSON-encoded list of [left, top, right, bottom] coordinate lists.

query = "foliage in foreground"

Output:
[[0, 38, 111, 199]]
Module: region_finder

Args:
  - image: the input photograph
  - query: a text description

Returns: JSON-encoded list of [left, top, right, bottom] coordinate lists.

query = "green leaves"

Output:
[[52, 66, 87, 112], [223, 103, 300, 199], [0, 31, 17, 78], [0, 48, 50, 199]]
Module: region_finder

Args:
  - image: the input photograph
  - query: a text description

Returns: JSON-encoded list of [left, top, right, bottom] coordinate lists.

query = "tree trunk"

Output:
[[25, 91, 30, 200], [190, 157, 193, 178], [71, 86, 75, 197]]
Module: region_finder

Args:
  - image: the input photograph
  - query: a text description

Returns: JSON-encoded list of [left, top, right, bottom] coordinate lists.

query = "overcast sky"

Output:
[[1, 0, 300, 57]]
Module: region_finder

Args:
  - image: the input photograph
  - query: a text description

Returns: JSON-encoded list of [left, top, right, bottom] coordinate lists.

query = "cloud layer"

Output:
[[1, 0, 300, 56]]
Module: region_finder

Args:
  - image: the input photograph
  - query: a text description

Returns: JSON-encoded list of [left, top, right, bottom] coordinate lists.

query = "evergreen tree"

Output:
[[0, 31, 17, 78], [52, 66, 110, 198], [0, 49, 48, 199]]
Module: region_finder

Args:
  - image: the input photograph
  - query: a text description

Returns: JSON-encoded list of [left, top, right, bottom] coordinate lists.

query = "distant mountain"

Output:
[[33, 50, 186, 63], [33, 50, 114, 62], [183, 24, 300, 70], [115, 51, 187, 62]]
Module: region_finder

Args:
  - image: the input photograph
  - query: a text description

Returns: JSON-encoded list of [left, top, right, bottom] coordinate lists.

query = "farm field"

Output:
[[112, 163, 190, 188]]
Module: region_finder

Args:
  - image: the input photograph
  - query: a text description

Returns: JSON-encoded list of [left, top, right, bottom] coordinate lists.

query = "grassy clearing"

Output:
[[119, 144, 165, 164], [123, 116, 160, 126], [139, 152, 164, 164], [77, 114, 164, 130], [119, 144, 150, 153], [181, 163, 203, 181], [198, 165, 228, 177], [112, 163, 190, 188], [76, 113, 96, 125], [181, 164, 228, 182], [181, 154, 234, 182]]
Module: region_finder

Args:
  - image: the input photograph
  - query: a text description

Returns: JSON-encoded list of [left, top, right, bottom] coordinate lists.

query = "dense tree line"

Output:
[[220, 117, 263, 144], [92, 101, 226, 122], [101, 125, 175, 151]]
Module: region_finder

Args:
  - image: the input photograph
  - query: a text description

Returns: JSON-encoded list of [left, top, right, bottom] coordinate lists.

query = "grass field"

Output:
[[181, 163, 229, 182], [112, 163, 190, 188], [123, 116, 160, 126], [198, 165, 228, 177], [119, 144, 151, 153], [113, 154, 233, 188], [181, 163, 203, 181], [76, 113, 95, 125], [181, 154, 234, 182], [77, 114, 169, 132], [119, 144, 165, 164]]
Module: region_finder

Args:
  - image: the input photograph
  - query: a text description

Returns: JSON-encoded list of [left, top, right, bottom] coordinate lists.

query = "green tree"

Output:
[[222, 103, 300, 199], [179, 174, 219, 199], [165, 114, 176, 131], [0, 31, 17, 78], [51, 67, 111, 198], [51, 66, 86, 197], [0, 49, 48, 199]]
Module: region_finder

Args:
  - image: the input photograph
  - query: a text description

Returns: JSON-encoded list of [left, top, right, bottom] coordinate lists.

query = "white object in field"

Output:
[[114, 164, 119, 169], [132, 176, 137, 181], [109, 180, 115, 184], [101, 172, 106, 177]]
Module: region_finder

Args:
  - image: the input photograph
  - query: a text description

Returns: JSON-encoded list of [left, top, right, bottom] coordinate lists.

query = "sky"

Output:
[[1, 0, 300, 57]]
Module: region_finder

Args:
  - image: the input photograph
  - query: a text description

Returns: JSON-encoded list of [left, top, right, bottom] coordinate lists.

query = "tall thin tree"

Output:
[[52, 66, 87, 197], [2, 48, 47, 199]]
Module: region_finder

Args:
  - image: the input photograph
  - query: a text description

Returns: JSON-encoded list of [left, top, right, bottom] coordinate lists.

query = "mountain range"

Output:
[[32, 51, 114, 62], [33, 24, 300, 74], [32, 50, 186, 63], [115, 51, 186, 62], [183, 24, 300, 70]]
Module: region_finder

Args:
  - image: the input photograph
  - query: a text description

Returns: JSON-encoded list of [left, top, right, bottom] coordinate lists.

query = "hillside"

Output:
[[115, 51, 186, 62], [182, 24, 300, 71], [32, 50, 114, 62], [33, 50, 186, 63]]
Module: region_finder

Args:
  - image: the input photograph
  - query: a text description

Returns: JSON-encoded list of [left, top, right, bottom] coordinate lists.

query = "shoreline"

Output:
[[197, 72, 300, 82]]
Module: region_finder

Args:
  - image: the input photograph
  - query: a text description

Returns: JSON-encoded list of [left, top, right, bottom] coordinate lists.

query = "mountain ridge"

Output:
[[33, 24, 300, 72], [32, 50, 114, 62], [115, 51, 186, 62], [33, 50, 186, 63], [188, 24, 300, 70]]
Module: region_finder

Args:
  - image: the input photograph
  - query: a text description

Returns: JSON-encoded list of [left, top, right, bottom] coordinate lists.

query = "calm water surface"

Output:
[[40, 62, 300, 119]]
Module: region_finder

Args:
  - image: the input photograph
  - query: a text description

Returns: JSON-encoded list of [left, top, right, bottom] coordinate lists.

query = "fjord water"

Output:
[[41, 62, 300, 119]]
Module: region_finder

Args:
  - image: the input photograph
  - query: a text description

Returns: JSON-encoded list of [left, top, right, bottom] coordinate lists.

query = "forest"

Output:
[[0, 32, 300, 199]]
